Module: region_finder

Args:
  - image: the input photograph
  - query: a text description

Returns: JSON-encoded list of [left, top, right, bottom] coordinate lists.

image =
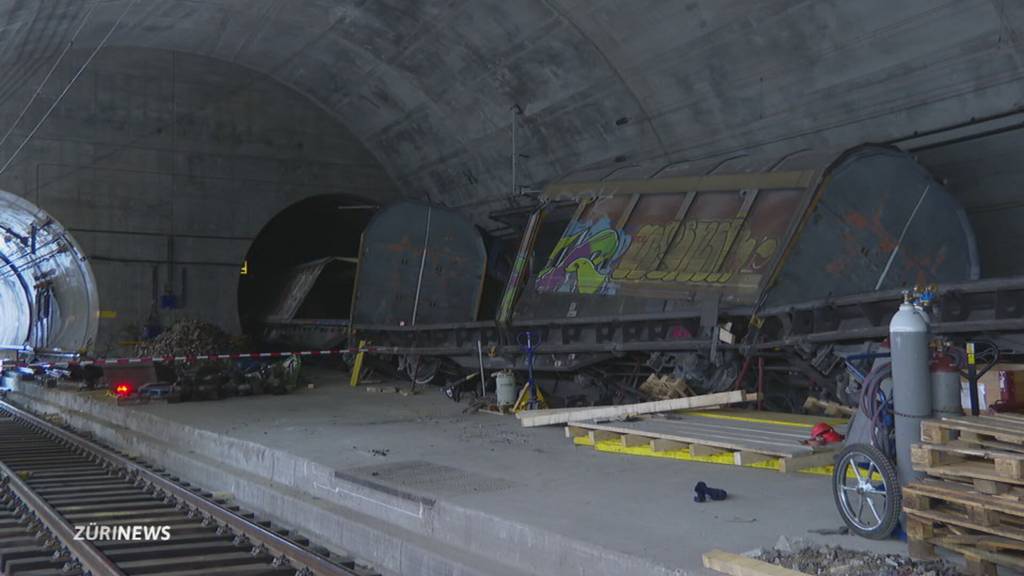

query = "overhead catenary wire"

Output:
[[0, 5, 97, 154], [0, 228, 73, 282], [0, 0, 139, 177], [0, 246, 71, 284]]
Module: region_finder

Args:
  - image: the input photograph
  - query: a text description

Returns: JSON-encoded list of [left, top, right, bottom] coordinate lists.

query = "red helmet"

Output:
[[811, 422, 834, 438], [810, 422, 845, 444]]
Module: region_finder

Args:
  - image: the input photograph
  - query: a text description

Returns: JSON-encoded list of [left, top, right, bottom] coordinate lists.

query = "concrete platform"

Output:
[[5, 368, 908, 576]]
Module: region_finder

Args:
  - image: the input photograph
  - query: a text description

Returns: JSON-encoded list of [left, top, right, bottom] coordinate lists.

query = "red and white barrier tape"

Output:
[[10, 348, 363, 369], [76, 349, 350, 367]]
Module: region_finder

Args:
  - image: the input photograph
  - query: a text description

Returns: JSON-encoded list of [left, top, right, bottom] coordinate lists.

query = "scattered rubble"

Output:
[[638, 374, 694, 399], [756, 538, 961, 576], [135, 320, 234, 357], [457, 421, 530, 445]]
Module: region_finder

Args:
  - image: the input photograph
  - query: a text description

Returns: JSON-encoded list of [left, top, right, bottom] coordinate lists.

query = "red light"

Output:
[[114, 383, 133, 397]]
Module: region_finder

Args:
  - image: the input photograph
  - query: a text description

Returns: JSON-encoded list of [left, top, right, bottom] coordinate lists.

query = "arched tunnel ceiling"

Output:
[[2, 0, 1024, 229]]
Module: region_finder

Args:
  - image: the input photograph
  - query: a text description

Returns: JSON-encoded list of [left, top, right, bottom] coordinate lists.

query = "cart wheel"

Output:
[[832, 443, 900, 539]]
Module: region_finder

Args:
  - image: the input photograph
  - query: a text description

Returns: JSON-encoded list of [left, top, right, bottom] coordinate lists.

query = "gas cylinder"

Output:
[[931, 353, 962, 419], [889, 300, 932, 486], [493, 371, 517, 406]]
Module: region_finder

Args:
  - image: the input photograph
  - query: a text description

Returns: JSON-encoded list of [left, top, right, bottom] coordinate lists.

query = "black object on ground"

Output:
[[694, 481, 727, 502]]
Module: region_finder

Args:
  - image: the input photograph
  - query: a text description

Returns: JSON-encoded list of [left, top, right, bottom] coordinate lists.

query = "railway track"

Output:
[[0, 401, 380, 576]]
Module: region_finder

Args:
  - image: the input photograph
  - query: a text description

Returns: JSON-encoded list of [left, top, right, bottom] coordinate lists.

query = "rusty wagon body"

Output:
[[275, 144, 1024, 400]]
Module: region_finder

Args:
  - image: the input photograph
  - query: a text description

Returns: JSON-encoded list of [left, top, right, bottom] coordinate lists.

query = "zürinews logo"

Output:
[[74, 524, 172, 542]]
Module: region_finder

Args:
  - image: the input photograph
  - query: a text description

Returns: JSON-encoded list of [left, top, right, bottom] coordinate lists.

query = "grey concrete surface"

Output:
[[2, 2, 1024, 354], [8, 368, 910, 575], [3, 0, 1023, 229], [0, 45, 398, 353]]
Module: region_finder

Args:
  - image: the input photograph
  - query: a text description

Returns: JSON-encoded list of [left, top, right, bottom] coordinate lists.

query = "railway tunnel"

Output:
[[0, 2, 1024, 576]]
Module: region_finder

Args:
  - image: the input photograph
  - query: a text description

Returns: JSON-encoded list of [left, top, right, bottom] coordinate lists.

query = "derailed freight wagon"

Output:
[[349, 145, 983, 403]]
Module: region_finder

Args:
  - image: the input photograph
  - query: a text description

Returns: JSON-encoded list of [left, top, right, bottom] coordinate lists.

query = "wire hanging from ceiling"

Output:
[[0, 3, 96, 154], [0, 0, 140, 177]]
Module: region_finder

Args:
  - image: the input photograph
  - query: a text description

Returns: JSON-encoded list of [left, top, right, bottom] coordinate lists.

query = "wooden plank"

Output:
[[919, 462, 1024, 487], [940, 534, 1003, 548], [779, 449, 837, 474], [906, 517, 935, 541], [941, 535, 1024, 553], [926, 418, 1024, 445], [650, 438, 688, 452], [692, 409, 847, 428], [733, 451, 772, 466], [915, 441, 1024, 465], [932, 536, 1024, 573], [802, 396, 855, 417], [972, 415, 1024, 434], [905, 518, 938, 561], [921, 421, 956, 444], [516, 391, 758, 428], [907, 538, 937, 561], [904, 507, 1024, 544], [702, 549, 806, 576], [982, 414, 1024, 426], [946, 415, 1024, 430], [564, 426, 587, 439], [573, 414, 811, 450], [916, 458, 1024, 486], [620, 434, 648, 447], [965, 555, 999, 576], [975, 478, 1012, 496], [958, 434, 1024, 455], [904, 479, 1024, 519], [691, 444, 729, 457], [650, 416, 813, 442], [588, 430, 618, 443]]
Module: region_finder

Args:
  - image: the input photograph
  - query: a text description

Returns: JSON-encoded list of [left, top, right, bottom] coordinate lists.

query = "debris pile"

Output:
[[756, 538, 961, 576], [136, 320, 233, 358], [638, 373, 694, 399]]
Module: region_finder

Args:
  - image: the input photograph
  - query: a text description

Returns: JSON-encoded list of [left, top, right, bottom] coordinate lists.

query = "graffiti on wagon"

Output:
[[536, 207, 783, 297]]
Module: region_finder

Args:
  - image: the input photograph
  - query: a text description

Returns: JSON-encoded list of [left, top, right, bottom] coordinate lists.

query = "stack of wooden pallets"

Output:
[[904, 413, 1024, 575]]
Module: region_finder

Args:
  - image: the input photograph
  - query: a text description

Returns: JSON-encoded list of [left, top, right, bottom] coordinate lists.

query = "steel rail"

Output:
[[0, 457, 126, 575], [0, 399, 362, 576]]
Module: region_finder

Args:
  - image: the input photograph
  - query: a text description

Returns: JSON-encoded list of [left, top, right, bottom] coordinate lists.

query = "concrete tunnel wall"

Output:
[[2, 1, 1023, 228], [2, 1, 1024, 353], [0, 46, 399, 354]]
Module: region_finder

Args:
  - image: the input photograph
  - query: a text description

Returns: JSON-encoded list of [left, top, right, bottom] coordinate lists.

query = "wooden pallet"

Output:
[[907, 518, 1024, 575], [904, 479, 1024, 541], [916, 415, 1024, 495], [912, 441, 1024, 484], [909, 414, 1024, 574], [922, 415, 1024, 447], [565, 412, 838, 475]]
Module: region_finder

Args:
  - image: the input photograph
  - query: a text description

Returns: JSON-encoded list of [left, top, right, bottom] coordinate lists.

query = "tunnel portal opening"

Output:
[[0, 191, 98, 355], [237, 195, 376, 347]]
